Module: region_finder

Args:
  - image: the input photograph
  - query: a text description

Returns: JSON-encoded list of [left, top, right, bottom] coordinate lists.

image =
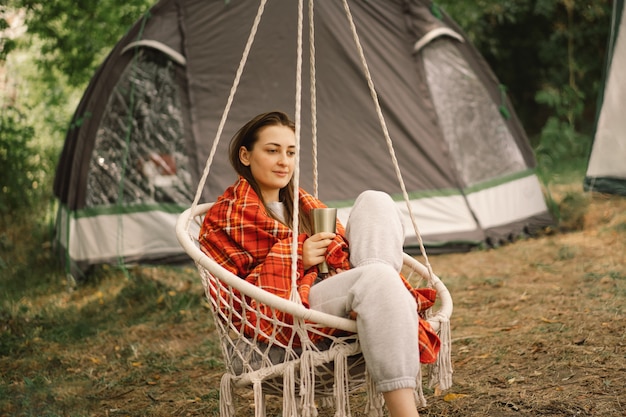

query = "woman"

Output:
[[199, 111, 440, 417]]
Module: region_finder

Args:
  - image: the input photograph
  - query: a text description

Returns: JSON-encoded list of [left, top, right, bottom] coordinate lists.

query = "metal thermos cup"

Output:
[[311, 208, 337, 275]]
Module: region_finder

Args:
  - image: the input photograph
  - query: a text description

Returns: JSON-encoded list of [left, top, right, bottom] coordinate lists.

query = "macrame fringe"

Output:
[[319, 396, 334, 409], [414, 365, 427, 408], [333, 349, 350, 417], [283, 363, 298, 417], [363, 370, 384, 417], [299, 350, 318, 417], [253, 380, 266, 417], [220, 373, 235, 417], [429, 315, 453, 391]]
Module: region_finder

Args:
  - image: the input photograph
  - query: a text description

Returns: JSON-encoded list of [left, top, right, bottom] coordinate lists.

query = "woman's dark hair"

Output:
[[229, 111, 311, 233]]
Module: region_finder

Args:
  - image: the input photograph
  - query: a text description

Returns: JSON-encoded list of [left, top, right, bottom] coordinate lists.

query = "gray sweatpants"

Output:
[[308, 190, 419, 393]]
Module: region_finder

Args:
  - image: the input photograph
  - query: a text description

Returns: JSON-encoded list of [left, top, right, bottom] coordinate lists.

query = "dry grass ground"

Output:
[[1, 183, 625, 416], [420, 186, 626, 416]]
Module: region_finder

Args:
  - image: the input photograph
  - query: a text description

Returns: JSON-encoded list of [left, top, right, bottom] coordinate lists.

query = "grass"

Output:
[[1, 175, 625, 416], [0, 243, 222, 416]]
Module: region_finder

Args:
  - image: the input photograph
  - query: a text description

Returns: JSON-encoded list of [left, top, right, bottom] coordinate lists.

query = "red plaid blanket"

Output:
[[199, 177, 440, 363]]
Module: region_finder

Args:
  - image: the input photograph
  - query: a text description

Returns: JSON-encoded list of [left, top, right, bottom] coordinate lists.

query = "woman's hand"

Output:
[[302, 232, 336, 271]]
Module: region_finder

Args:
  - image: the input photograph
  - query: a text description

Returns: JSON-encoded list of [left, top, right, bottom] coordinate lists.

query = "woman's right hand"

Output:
[[302, 232, 336, 271]]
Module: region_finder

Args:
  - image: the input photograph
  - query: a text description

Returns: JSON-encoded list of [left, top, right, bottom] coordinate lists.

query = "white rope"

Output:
[[283, 364, 298, 417], [289, 0, 304, 303], [339, 0, 435, 280], [185, 0, 268, 232], [429, 315, 453, 390], [414, 367, 427, 407], [333, 348, 351, 417], [253, 379, 266, 417], [220, 373, 235, 417], [299, 350, 317, 417], [364, 370, 384, 417], [308, 0, 320, 198]]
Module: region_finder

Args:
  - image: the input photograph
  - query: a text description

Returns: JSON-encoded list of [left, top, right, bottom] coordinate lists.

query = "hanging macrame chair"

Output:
[[175, 1, 453, 416]]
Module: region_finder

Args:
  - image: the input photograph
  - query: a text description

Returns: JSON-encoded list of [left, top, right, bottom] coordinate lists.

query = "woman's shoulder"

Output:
[[212, 178, 252, 203], [208, 178, 264, 217]]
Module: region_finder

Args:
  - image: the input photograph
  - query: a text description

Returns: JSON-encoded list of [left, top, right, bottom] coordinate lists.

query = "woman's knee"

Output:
[[346, 192, 405, 270], [353, 190, 396, 212], [355, 263, 411, 295]]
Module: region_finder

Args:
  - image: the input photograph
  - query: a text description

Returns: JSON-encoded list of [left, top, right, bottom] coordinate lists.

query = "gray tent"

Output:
[[53, 0, 553, 277], [584, 0, 626, 196]]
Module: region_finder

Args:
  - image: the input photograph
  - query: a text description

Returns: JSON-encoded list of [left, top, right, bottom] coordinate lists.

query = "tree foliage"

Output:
[[0, 106, 52, 223], [14, 0, 153, 87], [1, 0, 152, 224], [0, 21, 16, 63], [436, 0, 611, 143]]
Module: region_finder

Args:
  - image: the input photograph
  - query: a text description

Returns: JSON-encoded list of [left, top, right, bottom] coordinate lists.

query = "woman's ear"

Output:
[[239, 146, 251, 166]]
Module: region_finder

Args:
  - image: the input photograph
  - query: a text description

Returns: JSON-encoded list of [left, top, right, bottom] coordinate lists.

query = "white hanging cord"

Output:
[[289, 0, 304, 301], [308, 0, 319, 198], [340, 0, 434, 279], [185, 0, 268, 231]]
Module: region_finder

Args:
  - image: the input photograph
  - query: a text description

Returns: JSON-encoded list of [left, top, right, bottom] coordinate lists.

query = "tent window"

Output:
[[86, 48, 192, 206], [421, 38, 526, 187]]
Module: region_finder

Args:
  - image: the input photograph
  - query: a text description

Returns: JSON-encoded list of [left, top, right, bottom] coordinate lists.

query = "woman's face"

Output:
[[239, 124, 296, 202]]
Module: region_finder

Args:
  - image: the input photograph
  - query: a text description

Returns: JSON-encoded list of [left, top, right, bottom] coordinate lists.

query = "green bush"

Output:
[[0, 106, 52, 223], [534, 85, 590, 182]]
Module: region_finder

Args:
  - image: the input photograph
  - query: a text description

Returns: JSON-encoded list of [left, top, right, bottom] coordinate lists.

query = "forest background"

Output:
[[0, 1, 622, 416]]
